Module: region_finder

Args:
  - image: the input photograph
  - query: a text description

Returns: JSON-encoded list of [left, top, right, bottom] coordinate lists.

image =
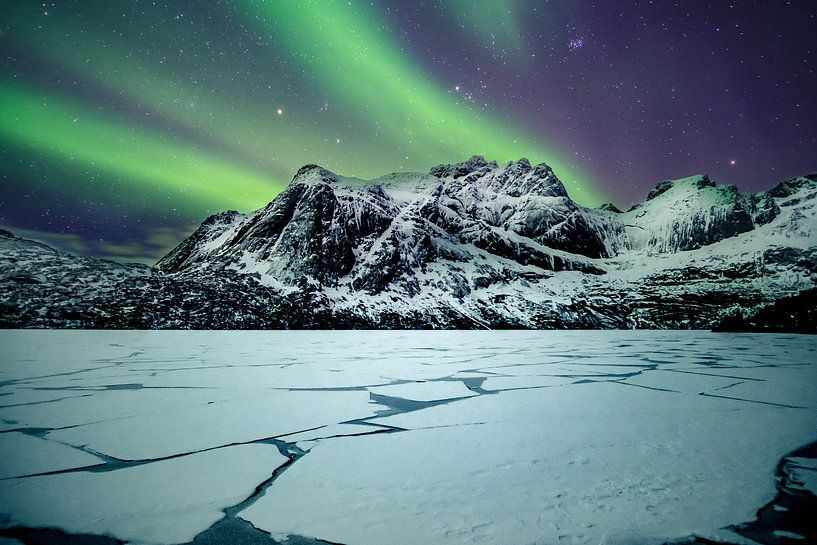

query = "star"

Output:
[[729, 159, 736, 166], [276, 108, 283, 116]]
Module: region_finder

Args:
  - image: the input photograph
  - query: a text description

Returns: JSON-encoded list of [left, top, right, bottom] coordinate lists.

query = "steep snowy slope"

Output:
[[615, 173, 781, 253]]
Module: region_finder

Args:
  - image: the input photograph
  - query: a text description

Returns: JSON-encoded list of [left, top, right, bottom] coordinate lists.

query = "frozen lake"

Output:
[[0, 330, 815, 545]]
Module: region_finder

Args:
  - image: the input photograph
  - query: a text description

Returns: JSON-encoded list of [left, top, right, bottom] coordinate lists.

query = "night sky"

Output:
[[1, 1, 815, 263]]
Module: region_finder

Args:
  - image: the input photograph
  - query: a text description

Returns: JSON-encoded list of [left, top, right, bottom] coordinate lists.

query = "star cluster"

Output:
[[0, 1, 815, 262]]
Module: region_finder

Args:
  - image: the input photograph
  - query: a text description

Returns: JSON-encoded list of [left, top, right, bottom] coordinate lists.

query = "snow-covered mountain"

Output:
[[2, 158, 815, 329]]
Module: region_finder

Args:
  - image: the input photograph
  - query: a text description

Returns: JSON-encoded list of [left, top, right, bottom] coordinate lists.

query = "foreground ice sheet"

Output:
[[0, 330, 816, 545]]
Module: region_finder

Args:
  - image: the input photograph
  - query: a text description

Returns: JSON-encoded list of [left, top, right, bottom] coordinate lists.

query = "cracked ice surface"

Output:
[[247, 385, 813, 545], [0, 330, 816, 545], [0, 444, 288, 544]]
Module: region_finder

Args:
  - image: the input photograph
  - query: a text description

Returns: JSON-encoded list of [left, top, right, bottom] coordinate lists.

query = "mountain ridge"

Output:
[[1, 157, 815, 330]]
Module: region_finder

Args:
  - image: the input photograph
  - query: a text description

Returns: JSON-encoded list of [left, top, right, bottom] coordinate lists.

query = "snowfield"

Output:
[[0, 331, 815, 545]]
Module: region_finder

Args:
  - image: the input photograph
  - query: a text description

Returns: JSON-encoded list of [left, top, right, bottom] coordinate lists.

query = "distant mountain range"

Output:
[[1, 157, 815, 330]]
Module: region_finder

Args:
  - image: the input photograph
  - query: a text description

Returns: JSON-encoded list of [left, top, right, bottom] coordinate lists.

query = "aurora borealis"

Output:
[[1, 1, 815, 262]]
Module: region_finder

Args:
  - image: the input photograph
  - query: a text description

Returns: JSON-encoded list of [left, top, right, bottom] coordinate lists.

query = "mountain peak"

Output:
[[769, 173, 817, 198], [292, 164, 339, 185], [427, 156, 560, 185], [428, 155, 499, 178], [646, 174, 713, 201]]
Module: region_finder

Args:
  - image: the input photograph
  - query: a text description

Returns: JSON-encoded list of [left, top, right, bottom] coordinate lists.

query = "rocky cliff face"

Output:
[[2, 157, 816, 329]]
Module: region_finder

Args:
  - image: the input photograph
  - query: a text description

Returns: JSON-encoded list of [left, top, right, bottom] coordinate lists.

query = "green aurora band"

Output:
[[0, 81, 282, 213]]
